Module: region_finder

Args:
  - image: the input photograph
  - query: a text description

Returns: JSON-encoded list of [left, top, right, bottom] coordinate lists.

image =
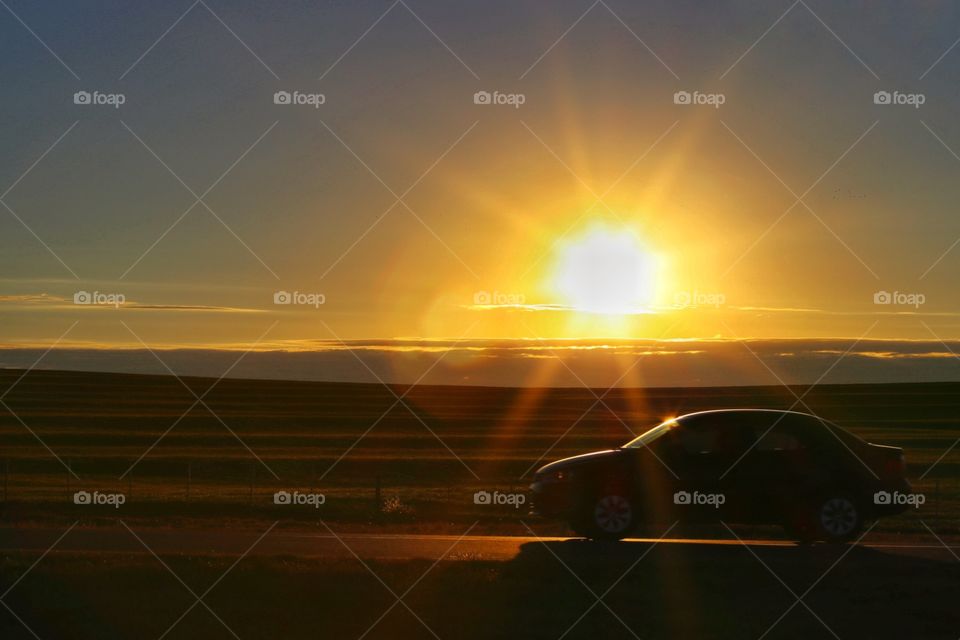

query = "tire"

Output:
[[814, 494, 863, 543], [572, 493, 636, 541]]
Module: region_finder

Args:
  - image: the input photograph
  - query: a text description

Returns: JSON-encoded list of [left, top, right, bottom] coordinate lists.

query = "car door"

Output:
[[666, 414, 749, 521], [729, 414, 812, 523]]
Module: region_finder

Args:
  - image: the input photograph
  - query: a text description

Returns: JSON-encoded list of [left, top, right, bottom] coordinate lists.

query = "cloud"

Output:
[[122, 304, 264, 313], [1, 337, 959, 388], [464, 301, 960, 318], [466, 302, 658, 315], [0, 294, 262, 313], [0, 294, 67, 304]]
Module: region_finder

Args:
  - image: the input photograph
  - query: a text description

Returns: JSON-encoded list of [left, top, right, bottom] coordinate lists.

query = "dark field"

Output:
[[0, 369, 958, 533], [2, 538, 960, 639]]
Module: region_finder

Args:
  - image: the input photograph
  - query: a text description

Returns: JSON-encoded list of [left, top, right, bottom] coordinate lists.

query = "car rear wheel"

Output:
[[573, 493, 635, 541], [815, 495, 862, 543]]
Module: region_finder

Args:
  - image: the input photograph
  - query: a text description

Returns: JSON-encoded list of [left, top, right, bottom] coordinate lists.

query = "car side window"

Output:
[[676, 421, 755, 455], [678, 426, 720, 454], [755, 429, 803, 451]]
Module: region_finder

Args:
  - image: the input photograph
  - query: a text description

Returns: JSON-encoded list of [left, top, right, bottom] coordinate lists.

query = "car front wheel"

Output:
[[573, 493, 635, 541]]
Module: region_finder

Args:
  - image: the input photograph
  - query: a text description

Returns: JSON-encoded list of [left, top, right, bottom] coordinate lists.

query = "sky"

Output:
[[4, 1, 960, 386]]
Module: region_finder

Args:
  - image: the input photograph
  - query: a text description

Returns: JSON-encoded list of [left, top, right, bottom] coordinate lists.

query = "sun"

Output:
[[551, 224, 660, 315]]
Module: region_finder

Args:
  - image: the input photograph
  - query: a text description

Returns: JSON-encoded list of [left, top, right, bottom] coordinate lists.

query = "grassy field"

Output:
[[0, 369, 958, 533]]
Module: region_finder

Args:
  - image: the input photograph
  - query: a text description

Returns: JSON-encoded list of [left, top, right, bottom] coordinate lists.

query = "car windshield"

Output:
[[622, 419, 678, 449]]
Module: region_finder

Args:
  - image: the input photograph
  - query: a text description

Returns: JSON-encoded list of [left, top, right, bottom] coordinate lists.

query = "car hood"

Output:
[[536, 449, 622, 475]]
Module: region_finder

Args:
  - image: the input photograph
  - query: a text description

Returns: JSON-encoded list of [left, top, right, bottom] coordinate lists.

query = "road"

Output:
[[2, 526, 959, 561]]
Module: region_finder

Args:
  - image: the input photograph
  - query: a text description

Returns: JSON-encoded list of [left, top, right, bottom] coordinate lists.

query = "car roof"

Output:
[[675, 409, 820, 423]]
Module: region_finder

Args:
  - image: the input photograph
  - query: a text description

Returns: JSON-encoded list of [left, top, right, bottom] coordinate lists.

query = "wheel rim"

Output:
[[820, 497, 857, 537], [594, 495, 632, 533]]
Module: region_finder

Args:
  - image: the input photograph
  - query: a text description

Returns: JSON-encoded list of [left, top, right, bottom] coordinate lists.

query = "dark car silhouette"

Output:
[[530, 409, 913, 542]]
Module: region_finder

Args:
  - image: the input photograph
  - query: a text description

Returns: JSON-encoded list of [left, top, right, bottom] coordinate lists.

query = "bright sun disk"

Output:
[[552, 225, 659, 315]]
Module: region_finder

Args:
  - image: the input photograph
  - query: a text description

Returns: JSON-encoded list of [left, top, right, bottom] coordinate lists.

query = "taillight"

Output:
[[883, 453, 905, 478]]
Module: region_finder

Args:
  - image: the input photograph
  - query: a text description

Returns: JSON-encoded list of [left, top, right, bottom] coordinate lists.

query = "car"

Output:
[[530, 409, 913, 543]]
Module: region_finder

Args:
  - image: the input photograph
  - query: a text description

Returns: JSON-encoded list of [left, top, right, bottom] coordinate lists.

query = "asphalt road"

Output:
[[2, 526, 959, 562]]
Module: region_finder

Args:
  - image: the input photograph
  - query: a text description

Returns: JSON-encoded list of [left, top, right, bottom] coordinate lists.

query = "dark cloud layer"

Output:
[[1, 338, 958, 388]]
